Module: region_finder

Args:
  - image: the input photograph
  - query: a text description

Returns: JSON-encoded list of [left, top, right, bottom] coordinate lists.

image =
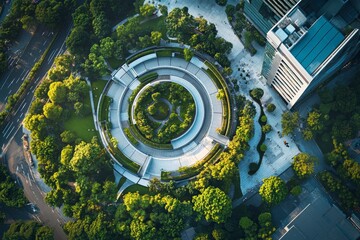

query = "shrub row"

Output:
[[99, 96, 112, 122], [204, 61, 232, 136], [129, 124, 173, 149], [124, 127, 138, 145], [138, 72, 158, 83], [161, 144, 224, 181], [0, 32, 58, 126], [105, 130, 140, 173]]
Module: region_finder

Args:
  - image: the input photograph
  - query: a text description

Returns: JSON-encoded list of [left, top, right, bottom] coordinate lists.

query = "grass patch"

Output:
[[156, 50, 173, 57], [106, 57, 123, 70], [140, 15, 167, 38], [150, 101, 170, 120], [122, 184, 150, 196], [129, 124, 173, 149], [91, 80, 108, 108], [64, 115, 96, 142]]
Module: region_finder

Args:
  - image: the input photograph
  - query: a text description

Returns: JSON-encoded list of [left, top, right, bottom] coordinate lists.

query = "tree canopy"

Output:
[[192, 187, 232, 223], [259, 176, 287, 205]]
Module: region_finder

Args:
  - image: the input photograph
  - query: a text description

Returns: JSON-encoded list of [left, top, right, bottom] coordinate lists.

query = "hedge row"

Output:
[[204, 61, 232, 136], [105, 130, 140, 173], [138, 72, 158, 83], [124, 127, 138, 145], [129, 124, 173, 149], [99, 96, 112, 122], [0, 32, 59, 126], [161, 144, 224, 181]]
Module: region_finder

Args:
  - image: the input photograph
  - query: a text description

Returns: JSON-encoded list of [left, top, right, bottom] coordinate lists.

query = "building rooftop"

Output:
[[279, 196, 360, 240], [290, 16, 344, 75]]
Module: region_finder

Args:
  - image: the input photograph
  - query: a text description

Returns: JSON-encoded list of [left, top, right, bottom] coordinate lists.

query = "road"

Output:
[[0, 25, 55, 111], [5, 128, 68, 240], [0, 24, 71, 153]]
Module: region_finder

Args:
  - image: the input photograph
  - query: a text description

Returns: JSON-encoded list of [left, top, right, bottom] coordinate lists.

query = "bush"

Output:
[[225, 5, 235, 16], [215, 0, 227, 6], [248, 162, 259, 175], [290, 186, 302, 196], [262, 124, 272, 133], [267, 103, 276, 112], [250, 88, 264, 100], [260, 144, 267, 152], [260, 115, 267, 123]]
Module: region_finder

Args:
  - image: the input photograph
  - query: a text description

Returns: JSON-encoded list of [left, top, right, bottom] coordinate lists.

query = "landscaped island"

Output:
[[133, 81, 195, 144]]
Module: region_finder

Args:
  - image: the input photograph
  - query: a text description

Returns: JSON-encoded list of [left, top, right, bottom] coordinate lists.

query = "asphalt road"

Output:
[[0, 24, 71, 153], [5, 128, 68, 240], [0, 25, 55, 111]]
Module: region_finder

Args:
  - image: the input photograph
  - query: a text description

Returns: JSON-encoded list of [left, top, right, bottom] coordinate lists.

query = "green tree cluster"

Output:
[[0, 165, 27, 207], [292, 153, 317, 178], [259, 176, 287, 205], [3, 221, 54, 240]]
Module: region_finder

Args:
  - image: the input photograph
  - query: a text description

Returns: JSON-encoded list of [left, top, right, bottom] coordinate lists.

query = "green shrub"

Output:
[[262, 124, 272, 133], [260, 143, 267, 152], [250, 88, 264, 100], [290, 185, 302, 196], [248, 162, 259, 175], [260, 115, 267, 123], [215, 0, 227, 6], [267, 103, 276, 112], [138, 72, 158, 83], [124, 128, 138, 145]]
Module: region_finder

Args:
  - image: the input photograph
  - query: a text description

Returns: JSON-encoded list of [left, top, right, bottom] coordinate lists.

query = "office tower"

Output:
[[261, 0, 360, 108]]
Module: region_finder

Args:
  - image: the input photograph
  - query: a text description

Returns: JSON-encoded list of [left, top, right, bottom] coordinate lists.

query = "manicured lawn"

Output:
[[91, 80, 108, 108], [64, 115, 96, 142], [122, 184, 150, 196], [140, 16, 167, 38]]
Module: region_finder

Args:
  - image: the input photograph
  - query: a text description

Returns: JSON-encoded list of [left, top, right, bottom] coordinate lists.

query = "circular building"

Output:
[[97, 47, 232, 186]]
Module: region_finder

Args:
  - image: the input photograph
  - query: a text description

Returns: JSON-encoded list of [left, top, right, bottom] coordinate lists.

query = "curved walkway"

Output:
[[101, 53, 229, 182]]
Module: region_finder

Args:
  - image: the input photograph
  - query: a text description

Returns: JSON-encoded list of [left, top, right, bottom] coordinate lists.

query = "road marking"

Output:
[[2, 122, 11, 133], [27, 92, 30, 95], [57, 219, 61, 223], [3, 122, 14, 135], [20, 112, 24, 118], [20, 102, 27, 111], [4, 125, 15, 139], [14, 99, 26, 115], [8, 79, 15, 88]]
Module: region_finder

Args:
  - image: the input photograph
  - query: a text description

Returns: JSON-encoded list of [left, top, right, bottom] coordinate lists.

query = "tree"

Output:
[[48, 81, 67, 103], [342, 159, 360, 184], [259, 176, 287, 205], [250, 88, 264, 100], [92, 13, 111, 38], [35, 0, 64, 29], [151, 31, 162, 45], [43, 102, 63, 120], [60, 130, 76, 143], [159, 5, 168, 16], [239, 217, 257, 237], [74, 102, 90, 117], [292, 153, 317, 178], [60, 145, 74, 166], [184, 48, 193, 61], [192, 187, 232, 223], [66, 26, 92, 58], [99, 37, 115, 58], [281, 111, 300, 136], [23, 114, 47, 133], [267, 103, 276, 112], [140, 4, 156, 17], [35, 226, 54, 240], [0, 166, 27, 207], [307, 110, 323, 132]]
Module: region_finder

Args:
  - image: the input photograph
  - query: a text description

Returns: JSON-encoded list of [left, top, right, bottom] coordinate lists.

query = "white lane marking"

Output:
[[2, 122, 11, 134], [4, 125, 15, 139], [2, 122, 14, 135]]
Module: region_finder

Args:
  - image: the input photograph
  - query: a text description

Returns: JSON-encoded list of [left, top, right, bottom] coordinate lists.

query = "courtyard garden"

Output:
[[133, 81, 196, 144]]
